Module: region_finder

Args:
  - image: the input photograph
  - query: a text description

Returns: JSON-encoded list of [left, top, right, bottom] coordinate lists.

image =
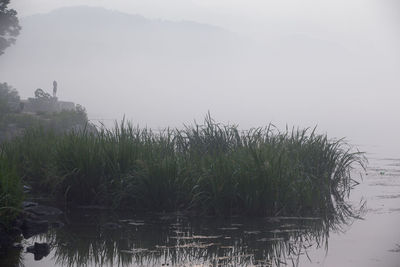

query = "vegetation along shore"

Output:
[[1, 114, 366, 219]]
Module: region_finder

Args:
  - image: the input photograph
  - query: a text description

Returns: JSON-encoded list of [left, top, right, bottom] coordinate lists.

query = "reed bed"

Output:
[[1, 115, 365, 217], [0, 151, 23, 226]]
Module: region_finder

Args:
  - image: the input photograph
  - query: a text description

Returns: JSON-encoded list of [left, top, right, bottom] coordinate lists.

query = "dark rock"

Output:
[[26, 242, 50, 261], [50, 221, 64, 229], [24, 205, 63, 217], [21, 219, 49, 239], [12, 243, 23, 249], [0, 224, 23, 250], [8, 227, 21, 236], [102, 222, 122, 230], [78, 205, 110, 210], [23, 185, 32, 193], [0, 226, 13, 249], [22, 201, 38, 209], [13, 218, 24, 228]]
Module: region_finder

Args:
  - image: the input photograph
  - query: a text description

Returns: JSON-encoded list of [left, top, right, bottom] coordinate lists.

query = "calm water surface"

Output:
[[9, 153, 400, 266]]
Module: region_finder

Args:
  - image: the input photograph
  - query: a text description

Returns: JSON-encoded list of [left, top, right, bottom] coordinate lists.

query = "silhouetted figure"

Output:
[[53, 80, 57, 98]]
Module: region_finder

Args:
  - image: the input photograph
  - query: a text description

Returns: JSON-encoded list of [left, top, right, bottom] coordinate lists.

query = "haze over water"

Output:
[[1, 0, 399, 158]]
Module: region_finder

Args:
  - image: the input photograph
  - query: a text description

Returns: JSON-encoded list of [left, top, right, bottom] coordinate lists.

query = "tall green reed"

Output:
[[0, 151, 23, 227], [2, 115, 366, 217]]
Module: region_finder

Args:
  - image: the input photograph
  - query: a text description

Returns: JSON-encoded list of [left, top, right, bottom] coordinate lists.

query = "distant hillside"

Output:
[[12, 6, 235, 64]]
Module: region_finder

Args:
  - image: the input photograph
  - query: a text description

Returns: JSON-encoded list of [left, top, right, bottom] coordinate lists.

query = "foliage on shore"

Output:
[[1, 115, 365, 217], [0, 82, 90, 142], [1, 83, 90, 226], [0, 152, 23, 227]]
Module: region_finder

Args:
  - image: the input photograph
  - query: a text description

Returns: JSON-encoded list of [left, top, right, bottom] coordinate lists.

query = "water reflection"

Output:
[[5, 156, 400, 266], [26, 203, 361, 267]]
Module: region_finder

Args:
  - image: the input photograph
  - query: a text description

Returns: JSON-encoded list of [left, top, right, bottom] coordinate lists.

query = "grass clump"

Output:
[[2, 115, 365, 217], [0, 151, 23, 227]]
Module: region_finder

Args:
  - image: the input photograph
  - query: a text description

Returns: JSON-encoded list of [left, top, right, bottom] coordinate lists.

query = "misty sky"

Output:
[[3, 0, 400, 156]]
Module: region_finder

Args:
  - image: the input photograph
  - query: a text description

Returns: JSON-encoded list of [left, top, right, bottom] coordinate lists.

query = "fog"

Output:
[[1, 0, 399, 156]]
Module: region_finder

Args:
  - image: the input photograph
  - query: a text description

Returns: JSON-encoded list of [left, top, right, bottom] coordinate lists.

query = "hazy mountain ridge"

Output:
[[7, 5, 357, 67], [20, 6, 232, 53], [21, 6, 231, 47]]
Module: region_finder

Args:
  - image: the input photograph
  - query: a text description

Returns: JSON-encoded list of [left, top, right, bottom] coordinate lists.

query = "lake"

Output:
[[5, 150, 400, 267]]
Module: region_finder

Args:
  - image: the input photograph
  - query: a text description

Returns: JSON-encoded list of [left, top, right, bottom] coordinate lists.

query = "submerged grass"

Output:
[[1, 115, 366, 217]]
